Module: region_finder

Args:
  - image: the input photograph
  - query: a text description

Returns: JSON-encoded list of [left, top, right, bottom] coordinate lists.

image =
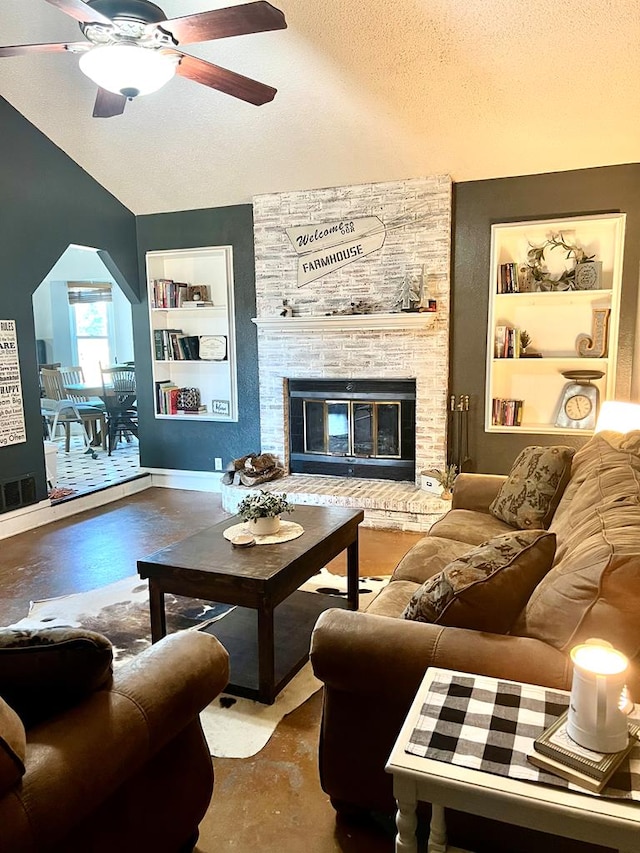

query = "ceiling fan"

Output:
[[0, 0, 287, 117]]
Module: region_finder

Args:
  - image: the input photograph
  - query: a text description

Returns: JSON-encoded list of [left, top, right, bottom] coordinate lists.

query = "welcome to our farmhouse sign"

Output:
[[0, 320, 26, 447], [286, 216, 385, 286]]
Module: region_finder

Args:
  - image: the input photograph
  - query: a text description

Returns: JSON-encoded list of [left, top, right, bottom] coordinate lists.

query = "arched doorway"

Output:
[[33, 244, 143, 501]]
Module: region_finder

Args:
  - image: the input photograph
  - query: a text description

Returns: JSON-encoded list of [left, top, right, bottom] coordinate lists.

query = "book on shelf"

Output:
[[494, 325, 522, 358], [527, 710, 639, 793], [179, 301, 214, 309], [492, 398, 524, 426], [153, 329, 202, 361], [151, 279, 189, 309], [177, 335, 200, 360], [153, 329, 164, 360], [155, 380, 180, 415], [497, 262, 520, 294], [176, 406, 208, 415]]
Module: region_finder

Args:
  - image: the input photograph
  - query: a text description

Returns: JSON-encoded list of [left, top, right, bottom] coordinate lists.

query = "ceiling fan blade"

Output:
[[175, 52, 277, 106], [0, 42, 87, 57], [44, 0, 113, 25], [161, 1, 286, 46], [93, 88, 127, 118]]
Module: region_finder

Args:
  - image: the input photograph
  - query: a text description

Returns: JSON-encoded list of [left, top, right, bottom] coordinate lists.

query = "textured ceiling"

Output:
[[1, 0, 639, 215]]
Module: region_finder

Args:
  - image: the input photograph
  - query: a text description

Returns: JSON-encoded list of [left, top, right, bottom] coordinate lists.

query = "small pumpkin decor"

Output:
[[237, 490, 294, 536]]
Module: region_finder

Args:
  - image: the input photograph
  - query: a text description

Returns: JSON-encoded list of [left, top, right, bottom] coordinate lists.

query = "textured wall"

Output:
[[134, 205, 261, 473], [452, 164, 640, 473], [253, 176, 452, 481], [0, 96, 138, 504]]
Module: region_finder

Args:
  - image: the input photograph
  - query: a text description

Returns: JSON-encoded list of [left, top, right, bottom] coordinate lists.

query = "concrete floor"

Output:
[[0, 487, 423, 852]]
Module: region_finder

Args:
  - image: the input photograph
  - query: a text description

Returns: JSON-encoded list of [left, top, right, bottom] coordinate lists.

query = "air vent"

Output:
[[0, 475, 37, 514]]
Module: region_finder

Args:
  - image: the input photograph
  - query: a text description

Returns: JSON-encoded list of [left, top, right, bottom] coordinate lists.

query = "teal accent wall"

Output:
[[134, 206, 261, 472], [452, 164, 640, 473], [0, 96, 138, 502]]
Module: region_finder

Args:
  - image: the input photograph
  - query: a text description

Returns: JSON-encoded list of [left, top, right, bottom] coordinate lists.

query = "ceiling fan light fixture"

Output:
[[79, 44, 177, 97]]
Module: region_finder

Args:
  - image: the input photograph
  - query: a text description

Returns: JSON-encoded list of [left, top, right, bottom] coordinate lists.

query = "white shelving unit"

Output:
[[485, 214, 626, 434], [146, 245, 238, 422]]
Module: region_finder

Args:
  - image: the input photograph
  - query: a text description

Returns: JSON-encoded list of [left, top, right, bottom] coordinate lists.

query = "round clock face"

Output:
[[565, 393, 593, 421]]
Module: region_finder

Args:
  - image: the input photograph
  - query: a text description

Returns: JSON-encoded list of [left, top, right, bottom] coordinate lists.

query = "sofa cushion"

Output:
[[428, 509, 516, 546], [402, 530, 556, 632], [392, 536, 478, 585], [366, 579, 422, 618], [0, 696, 25, 795], [514, 432, 640, 656], [0, 627, 113, 727], [489, 445, 575, 530]]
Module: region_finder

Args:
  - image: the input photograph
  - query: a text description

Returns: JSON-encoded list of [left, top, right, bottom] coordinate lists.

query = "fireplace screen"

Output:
[[288, 378, 415, 481], [304, 400, 401, 458]]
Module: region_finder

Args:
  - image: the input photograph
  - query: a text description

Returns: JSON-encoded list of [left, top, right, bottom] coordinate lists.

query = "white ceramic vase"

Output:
[[247, 516, 281, 536]]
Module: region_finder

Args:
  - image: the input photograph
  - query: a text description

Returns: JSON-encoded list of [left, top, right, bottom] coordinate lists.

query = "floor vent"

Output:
[[0, 475, 37, 514]]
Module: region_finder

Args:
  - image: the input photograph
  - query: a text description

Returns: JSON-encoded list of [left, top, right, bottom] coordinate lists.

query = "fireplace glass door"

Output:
[[289, 377, 415, 480], [303, 400, 401, 458]]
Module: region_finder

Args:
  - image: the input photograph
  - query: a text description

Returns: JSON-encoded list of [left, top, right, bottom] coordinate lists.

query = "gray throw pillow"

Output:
[[489, 445, 575, 529], [0, 627, 113, 727], [402, 530, 556, 633]]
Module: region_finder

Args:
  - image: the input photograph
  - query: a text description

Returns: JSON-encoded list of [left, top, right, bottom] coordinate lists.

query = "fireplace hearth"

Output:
[[288, 378, 416, 481]]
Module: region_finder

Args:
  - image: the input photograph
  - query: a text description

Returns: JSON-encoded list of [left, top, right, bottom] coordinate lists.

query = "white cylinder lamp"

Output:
[[567, 639, 629, 753]]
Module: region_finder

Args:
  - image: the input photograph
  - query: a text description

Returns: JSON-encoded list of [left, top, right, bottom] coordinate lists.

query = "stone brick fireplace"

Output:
[[251, 175, 452, 487]]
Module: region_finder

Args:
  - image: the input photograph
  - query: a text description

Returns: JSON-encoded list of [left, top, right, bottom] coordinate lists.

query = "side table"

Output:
[[385, 666, 640, 853]]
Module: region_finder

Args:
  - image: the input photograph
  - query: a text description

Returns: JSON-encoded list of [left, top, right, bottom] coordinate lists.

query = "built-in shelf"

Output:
[[251, 313, 436, 332], [485, 213, 626, 434], [146, 245, 238, 422]]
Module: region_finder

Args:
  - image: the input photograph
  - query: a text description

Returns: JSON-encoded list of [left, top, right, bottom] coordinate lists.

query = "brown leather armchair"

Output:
[[0, 631, 229, 853]]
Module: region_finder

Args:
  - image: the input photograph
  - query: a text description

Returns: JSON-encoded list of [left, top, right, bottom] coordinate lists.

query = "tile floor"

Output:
[[47, 432, 144, 502]]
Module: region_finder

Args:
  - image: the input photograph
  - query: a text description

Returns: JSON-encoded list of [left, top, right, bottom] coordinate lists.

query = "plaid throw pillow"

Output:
[[402, 530, 556, 632], [489, 445, 575, 530]]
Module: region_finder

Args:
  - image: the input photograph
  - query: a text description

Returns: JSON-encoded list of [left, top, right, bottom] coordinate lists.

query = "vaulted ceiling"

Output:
[[1, 0, 639, 215]]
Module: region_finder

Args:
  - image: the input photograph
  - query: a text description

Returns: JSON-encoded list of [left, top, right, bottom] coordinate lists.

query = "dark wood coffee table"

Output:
[[137, 504, 364, 704]]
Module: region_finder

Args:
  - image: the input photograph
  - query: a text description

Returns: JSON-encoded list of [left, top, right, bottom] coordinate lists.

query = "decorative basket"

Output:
[[176, 387, 201, 411]]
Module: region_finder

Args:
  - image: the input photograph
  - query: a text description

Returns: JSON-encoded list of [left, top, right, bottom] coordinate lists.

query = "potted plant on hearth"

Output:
[[237, 490, 294, 536], [432, 464, 458, 500]]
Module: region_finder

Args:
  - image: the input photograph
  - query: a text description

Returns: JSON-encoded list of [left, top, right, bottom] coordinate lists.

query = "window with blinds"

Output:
[[67, 282, 113, 383]]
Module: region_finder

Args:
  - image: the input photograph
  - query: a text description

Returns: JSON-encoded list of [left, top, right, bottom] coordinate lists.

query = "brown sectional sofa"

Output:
[[0, 631, 229, 853], [311, 431, 640, 853]]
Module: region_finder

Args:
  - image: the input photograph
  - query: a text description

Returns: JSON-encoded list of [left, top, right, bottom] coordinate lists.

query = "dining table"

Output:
[[64, 381, 137, 453]]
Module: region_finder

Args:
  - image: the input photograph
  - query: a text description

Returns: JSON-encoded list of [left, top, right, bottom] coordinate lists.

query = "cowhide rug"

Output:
[[10, 569, 389, 759]]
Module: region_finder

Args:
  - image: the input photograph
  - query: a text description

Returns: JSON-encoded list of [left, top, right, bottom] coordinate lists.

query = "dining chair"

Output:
[[40, 368, 105, 453], [58, 365, 105, 409], [100, 365, 138, 455]]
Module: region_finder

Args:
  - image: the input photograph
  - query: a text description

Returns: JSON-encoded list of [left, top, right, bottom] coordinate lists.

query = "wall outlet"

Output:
[[214, 458, 223, 471]]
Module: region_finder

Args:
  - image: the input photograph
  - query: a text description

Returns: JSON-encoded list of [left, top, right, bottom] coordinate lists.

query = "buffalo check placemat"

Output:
[[405, 671, 640, 800]]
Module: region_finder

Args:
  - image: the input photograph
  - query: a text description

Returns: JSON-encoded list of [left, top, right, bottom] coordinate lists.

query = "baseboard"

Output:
[[148, 468, 223, 492], [0, 475, 152, 541]]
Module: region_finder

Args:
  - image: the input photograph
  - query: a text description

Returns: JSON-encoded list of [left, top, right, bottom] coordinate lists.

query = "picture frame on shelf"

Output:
[[574, 260, 603, 291], [187, 284, 210, 302], [211, 399, 230, 417], [199, 335, 227, 361]]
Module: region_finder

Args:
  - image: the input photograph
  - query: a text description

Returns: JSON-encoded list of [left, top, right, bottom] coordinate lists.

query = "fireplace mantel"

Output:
[[251, 313, 436, 332]]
